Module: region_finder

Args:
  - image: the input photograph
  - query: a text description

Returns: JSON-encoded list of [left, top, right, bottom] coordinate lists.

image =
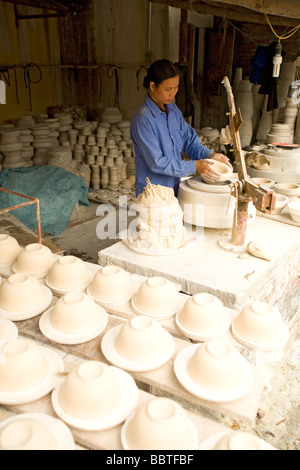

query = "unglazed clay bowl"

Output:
[[274, 182, 300, 200], [288, 200, 300, 223], [114, 316, 173, 363], [176, 293, 230, 337], [14, 243, 55, 277], [232, 301, 289, 348], [49, 292, 106, 334], [0, 417, 59, 450], [271, 194, 289, 215], [212, 431, 276, 450], [251, 177, 275, 188], [202, 160, 233, 184], [0, 234, 22, 266], [46, 255, 91, 291], [132, 276, 180, 316], [0, 273, 46, 312], [122, 397, 197, 450], [57, 361, 123, 420], [0, 339, 49, 392], [187, 339, 249, 394], [88, 265, 134, 303]]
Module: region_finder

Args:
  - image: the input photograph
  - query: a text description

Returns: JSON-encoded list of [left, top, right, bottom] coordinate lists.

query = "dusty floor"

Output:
[[42, 201, 300, 451]]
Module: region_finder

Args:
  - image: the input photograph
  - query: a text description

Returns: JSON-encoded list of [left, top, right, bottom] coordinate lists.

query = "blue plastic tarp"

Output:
[[0, 165, 90, 236]]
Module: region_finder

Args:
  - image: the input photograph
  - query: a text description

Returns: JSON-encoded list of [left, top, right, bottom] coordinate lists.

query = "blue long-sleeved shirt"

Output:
[[130, 94, 212, 196]]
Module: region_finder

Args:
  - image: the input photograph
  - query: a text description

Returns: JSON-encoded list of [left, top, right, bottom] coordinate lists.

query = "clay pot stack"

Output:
[[0, 128, 26, 169]]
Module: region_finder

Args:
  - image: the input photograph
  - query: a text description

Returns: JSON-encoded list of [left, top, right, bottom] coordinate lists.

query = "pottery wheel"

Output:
[[187, 176, 233, 194]]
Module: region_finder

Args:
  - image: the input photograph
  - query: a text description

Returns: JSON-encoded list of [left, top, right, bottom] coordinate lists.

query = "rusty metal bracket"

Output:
[[0, 188, 42, 244]]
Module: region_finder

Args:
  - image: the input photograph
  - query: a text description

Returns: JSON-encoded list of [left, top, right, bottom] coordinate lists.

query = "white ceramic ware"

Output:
[[199, 430, 277, 450], [176, 293, 230, 340], [14, 243, 55, 278], [274, 182, 300, 200], [287, 200, 300, 222], [46, 255, 92, 292], [232, 301, 289, 350], [0, 416, 58, 450], [186, 339, 253, 394], [251, 178, 275, 188], [0, 339, 49, 392], [0, 318, 18, 343], [43, 292, 108, 335], [202, 160, 233, 184], [0, 234, 22, 267], [88, 265, 135, 304], [0, 413, 75, 451], [272, 194, 289, 215], [212, 431, 276, 450], [56, 361, 123, 420], [0, 273, 47, 312], [121, 397, 198, 450], [114, 316, 174, 363], [132, 276, 180, 318]]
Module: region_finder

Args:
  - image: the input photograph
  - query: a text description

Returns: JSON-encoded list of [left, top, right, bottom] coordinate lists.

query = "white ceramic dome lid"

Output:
[[39, 293, 108, 345], [51, 363, 139, 431], [174, 342, 254, 403], [232, 301, 290, 350], [0, 412, 75, 451], [0, 273, 53, 317], [0, 234, 22, 266], [0, 342, 64, 404], [121, 397, 198, 450], [101, 319, 175, 372]]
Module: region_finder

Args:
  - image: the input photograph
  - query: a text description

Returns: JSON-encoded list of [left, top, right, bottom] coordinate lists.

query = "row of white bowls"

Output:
[[251, 178, 300, 221], [0, 235, 290, 352], [0, 334, 275, 450], [0, 236, 281, 450]]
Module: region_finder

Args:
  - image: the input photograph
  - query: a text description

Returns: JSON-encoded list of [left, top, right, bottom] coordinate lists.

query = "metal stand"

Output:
[[219, 77, 276, 253], [0, 188, 42, 244]]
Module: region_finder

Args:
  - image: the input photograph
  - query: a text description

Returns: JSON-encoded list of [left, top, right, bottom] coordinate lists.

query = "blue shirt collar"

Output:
[[145, 94, 172, 117]]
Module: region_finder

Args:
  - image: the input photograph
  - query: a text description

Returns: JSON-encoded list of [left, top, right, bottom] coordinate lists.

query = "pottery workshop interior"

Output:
[[0, 0, 299, 453]]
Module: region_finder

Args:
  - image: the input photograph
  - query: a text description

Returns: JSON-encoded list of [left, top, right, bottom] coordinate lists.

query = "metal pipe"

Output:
[[0, 188, 42, 244]]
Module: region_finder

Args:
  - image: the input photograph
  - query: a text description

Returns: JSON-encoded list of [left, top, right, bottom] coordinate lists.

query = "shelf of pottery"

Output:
[[0, 234, 291, 450], [0, 107, 136, 208], [233, 63, 300, 227]]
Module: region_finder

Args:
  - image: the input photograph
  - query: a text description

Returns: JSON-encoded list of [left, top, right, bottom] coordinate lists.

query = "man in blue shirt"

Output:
[[130, 59, 232, 197]]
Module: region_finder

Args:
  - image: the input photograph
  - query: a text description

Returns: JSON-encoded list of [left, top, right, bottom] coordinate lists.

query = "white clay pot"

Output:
[[177, 293, 229, 336], [0, 417, 59, 450], [0, 234, 22, 266], [287, 200, 300, 222], [202, 160, 233, 184], [212, 431, 276, 450], [88, 265, 134, 303], [132, 277, 180, 316], [0, 273, 46, 312], [114, 316, 173, 363], [274, 182, 300, 200], [57, 361, 122, 420], [232, 301, 288, 346], [49, 292, 106, 334], [122, 397, 197, 450], [46, 256, 91, 291], [187, 339, 250, 394], [0, 339, 49, 392], [14, 243, 55, 277]]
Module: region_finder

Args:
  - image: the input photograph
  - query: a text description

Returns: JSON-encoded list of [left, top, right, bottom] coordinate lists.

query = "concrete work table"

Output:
[[98, 217, 300, 317]]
